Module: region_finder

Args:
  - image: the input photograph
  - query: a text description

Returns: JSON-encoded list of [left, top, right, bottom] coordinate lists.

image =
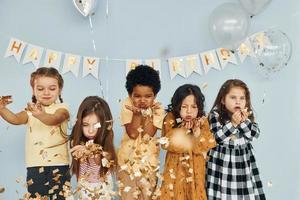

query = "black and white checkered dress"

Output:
[[206, 110, 266, 200]]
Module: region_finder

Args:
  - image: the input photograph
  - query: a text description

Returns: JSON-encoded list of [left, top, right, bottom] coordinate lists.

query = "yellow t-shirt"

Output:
[[25, 103, 70, 167], [117, 97, 165, 172]]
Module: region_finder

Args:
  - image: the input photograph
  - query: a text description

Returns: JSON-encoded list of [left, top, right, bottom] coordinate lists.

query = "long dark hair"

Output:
[[70, 96, 117, 178], [210, 79, 254, 124], [167, 84, 205, 127], [30, 67, 64, 103]]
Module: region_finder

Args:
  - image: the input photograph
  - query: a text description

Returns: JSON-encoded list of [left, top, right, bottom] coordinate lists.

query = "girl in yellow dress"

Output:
[[160, 84, 216, 200]]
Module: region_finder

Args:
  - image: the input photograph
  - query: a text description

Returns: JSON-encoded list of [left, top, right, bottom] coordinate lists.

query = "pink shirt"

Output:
[[79, 158, 101, 183]]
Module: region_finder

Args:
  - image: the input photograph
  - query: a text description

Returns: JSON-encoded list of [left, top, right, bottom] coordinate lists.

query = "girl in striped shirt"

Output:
[[70, 96, 117, 199]]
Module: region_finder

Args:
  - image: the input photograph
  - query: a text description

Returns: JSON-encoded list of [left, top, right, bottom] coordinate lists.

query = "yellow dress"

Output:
[[159, 113, 216, 200]]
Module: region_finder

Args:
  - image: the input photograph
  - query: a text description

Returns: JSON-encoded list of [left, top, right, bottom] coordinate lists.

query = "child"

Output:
[[206, 79, 265, 200], [69, 96, 117, 200], [159, 84, 216, 200], [0, 67, 70, 199], [117, 65, 165, 200]]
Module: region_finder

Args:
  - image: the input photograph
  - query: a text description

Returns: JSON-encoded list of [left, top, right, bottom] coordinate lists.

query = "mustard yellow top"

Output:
[[25, 103, 69, 167], [159, 113, 216, 200], [117, 97, 165, 173]]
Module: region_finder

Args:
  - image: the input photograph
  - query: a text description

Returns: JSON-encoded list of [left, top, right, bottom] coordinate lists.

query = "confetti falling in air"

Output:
[[262, 91, 266, 104], [201, 82, 208, 89], [267, 181, 273, 188], [0, 187, 5, 193]]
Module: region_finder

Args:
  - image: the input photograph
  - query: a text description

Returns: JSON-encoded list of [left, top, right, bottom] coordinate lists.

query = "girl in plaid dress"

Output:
[[206, 79, 265, 200]]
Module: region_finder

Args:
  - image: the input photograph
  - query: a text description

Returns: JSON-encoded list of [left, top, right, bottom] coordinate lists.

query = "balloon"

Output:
[[209, 3, 251, 50], [239, 0, 272, 16], [251, 29, 292, 78], [73, 0, 98, 17]]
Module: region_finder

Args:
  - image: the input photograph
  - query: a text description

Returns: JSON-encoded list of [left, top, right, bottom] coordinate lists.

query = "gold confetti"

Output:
[[137, 127, 144, 133], [52, 168, 60, 174], [0, 187, 5, 193], [27, 179, 34, 186], [39, 167, 44, 173], [201, 82, 208, 89], [186, 177, 193, 182], [123, 186, 131, 192], [208, 138, 215, 143], [175, 118, 182, 123]]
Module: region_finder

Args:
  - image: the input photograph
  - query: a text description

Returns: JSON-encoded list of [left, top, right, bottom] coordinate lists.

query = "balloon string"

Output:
[[89, 15, 93, 29], [89, 15, 96, 52], [106, 0, 109, 18]]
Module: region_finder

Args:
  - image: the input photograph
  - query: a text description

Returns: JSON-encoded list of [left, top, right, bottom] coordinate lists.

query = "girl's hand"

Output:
[[0, 95, 12, 109], [125, 105, 141, 114], [240, 108, 249, 122], [192, 118, 201, 137], [70, 145, 86, 159], [181, 120, 194, 130], [151, 102, 161, 115], [231, 111, 242, 127], [27, 102, 44, 117]]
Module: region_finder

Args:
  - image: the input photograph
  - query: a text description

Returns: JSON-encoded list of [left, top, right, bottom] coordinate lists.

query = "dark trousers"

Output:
[[26, 165, 70, 200]]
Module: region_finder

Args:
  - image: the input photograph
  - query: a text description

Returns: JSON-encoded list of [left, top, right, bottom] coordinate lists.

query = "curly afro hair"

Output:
[[125, 65, 161, 95]]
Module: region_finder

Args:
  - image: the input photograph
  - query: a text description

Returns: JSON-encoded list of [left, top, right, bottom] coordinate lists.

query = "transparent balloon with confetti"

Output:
[[250, 29, 292, 78]]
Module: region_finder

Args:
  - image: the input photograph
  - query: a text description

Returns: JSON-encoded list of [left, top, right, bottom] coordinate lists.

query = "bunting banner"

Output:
[[237, 38, 254, 63], [62, 53, 81, 77], [183, 54, 202, 77], [216, 48, 238, 69], [82, 56, 100, 79], [4, 38, 27, 63], [43, 49, 62, 69], [168, 57, 186, 79], [126, 59, 142, 74], [22, 44, 44, 67], [145, 59, 161, 75], [200, 50, 221, 74], [4, 31, 269, 80]]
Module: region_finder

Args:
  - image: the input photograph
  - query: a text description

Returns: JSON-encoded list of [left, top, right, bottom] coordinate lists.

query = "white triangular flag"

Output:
[[62, 53, 81, 77], [216, 48, 238, 69], [22, 44, 44, 67], [145, 59, 161, 75], [168, 57, 186, 79], [82, 56, 100, 79], [237, 38, 254, 63], [126, 59, 142, 74], [4, 38, 27, 63], [184, 54, 202, 77], [200, 50, 221, 74], [43, 49, 62, 69]]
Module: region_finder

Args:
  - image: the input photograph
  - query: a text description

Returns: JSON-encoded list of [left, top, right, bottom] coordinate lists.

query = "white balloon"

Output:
[[239, 0, 272, 16], [73, 0, 98, 17], [209, 3, 250, 50]]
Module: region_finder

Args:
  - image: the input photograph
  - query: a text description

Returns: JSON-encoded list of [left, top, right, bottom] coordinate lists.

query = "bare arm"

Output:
[[124, 111, 143, 139], [0, 108, 28, 125], [31, 105, 69, 126], [0, 96, 27, 125], [142, 115, 158, 137]]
